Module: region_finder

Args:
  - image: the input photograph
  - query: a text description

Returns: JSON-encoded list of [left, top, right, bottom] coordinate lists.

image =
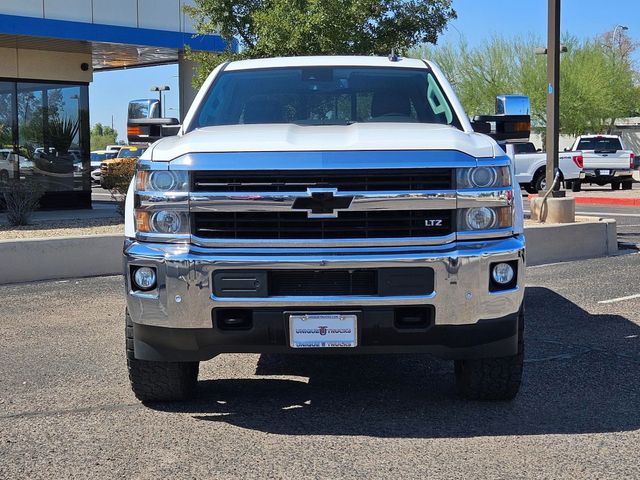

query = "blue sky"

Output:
[[89, 0, 640, 142]]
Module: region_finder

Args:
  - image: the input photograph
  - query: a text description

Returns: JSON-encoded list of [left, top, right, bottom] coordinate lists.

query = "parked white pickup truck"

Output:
[[504, 142, 585, 193], [123, 56, 527, 403], [569, 135, 635, 190]]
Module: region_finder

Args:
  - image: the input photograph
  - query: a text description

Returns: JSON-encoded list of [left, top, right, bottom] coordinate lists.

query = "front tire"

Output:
[[454, 309, 524, 401], [622, 180, 633, 190], [611, 181, 621, 190], [126, 310, 199, 402], [570, 180, 582, 192], [532, 172, 546, 193]]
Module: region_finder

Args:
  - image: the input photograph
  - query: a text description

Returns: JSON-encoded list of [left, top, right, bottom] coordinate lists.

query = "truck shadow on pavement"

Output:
[[151, 287, 640, 438]]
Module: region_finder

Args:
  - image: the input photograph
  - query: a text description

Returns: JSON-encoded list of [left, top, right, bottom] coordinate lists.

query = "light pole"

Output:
[[613, 24, 629, 50], [545, 0, 561, 196], [150, 85, 170, 118], [534, 0, 564, 195]]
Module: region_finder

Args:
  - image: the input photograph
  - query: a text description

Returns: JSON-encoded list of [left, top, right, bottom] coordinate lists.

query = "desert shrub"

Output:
[[102, 158, 136, 215], [1, 178, 43, 226]]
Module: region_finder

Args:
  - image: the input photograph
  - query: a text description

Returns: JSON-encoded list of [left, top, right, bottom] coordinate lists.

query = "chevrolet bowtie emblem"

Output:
[[291, 188, 354, 218]]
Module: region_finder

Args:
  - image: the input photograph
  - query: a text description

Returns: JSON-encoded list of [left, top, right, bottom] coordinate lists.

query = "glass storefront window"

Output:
[[0, 81, 16, 182], [0, 79, 90, 209]]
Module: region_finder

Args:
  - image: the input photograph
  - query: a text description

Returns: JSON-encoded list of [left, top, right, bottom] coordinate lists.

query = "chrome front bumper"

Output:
[[124, 236, 526, 330]]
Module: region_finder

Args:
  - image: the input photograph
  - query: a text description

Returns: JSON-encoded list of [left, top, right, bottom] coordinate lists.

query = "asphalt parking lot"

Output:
[[1, 250, 639, 479]]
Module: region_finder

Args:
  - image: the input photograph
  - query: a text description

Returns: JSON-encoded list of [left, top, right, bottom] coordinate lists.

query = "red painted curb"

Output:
[[574, 197, 640, 207], [527, 194, 640, 207]]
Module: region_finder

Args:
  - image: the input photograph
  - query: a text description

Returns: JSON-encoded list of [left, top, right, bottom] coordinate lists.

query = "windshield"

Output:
[[190, 67, 458, 130], [117, 148, 145, 158], [577, 137, 622, 152]]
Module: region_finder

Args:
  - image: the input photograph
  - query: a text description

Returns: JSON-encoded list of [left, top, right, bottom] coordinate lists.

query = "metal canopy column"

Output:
[[178, 51, 198, 122]]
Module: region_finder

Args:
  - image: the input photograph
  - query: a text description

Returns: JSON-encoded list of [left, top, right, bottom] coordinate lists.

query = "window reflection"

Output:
[[0, 80, 90, 207]]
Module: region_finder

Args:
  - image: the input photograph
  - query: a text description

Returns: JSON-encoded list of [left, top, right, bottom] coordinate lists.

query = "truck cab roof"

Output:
[[224, 55, 431, 71]]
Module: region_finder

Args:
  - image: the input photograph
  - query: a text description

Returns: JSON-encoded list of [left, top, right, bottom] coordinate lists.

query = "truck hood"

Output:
[[148, 123, 498, 161]]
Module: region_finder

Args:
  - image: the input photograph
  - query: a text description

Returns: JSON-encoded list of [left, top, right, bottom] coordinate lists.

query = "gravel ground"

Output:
[[0, 218, 123, 240], [1, 253, 639, 479]]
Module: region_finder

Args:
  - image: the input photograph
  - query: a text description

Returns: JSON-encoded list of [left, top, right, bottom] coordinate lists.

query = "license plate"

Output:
[[600, 169, 610, 176], [289, 313, 357, 348]]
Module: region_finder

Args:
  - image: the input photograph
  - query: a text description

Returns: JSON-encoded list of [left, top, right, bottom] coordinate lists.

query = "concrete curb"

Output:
[[0, 234, 122, 285], [0, 219, 618, 284], [528, 193, 640, 207], [524, 217, 617, 266]]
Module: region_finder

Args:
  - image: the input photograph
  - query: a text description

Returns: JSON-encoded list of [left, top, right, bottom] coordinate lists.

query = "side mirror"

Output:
[[472, 115, 531, 142], [537, 148, 542, 152], [127, 118, 180, 144], [495, 95, 530, 115], [563, 147, 569, 152], [472, 95, 531, 142]]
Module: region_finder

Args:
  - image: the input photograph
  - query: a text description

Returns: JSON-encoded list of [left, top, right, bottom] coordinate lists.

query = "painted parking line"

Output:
[[597, 293, 640, 304], [576, 211, 640, 218]]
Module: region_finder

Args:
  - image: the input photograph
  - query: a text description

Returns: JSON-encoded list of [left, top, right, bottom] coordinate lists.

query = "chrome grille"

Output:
[[192, 210, 454, 240], [192, 168, 454, 192]]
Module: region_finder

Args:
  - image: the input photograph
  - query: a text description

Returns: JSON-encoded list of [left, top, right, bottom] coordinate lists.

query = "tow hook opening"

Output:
[[214, 309, 253, 331], [394, 307, 433, 330]]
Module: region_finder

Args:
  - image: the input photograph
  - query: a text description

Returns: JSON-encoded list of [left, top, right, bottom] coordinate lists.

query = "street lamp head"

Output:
[[150, 85, 171, 92]]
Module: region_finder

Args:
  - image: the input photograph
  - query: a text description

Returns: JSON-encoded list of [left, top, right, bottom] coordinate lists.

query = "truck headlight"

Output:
[[459, 207, 511, 231], [136, 210, 190, 235], [137, 170, 188, 192], [151, 211, 184, 234], [466, 207, 496, 230], [458, 166, 510, 189], [134, 170, 190, 241]]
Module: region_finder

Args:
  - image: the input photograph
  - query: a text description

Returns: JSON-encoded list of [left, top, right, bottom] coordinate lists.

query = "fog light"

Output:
[[492, 263, 515, 285], [133, 267, 157, 291]]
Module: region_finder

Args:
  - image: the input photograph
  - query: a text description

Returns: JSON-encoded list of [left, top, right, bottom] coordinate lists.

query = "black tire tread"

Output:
[[454, 309, 524, 401], [125, 310, 199, 403], [454, 350, 523, 401]]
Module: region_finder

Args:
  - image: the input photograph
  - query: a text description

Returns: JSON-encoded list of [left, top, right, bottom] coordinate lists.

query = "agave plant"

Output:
[[48, 116, 79, 154]]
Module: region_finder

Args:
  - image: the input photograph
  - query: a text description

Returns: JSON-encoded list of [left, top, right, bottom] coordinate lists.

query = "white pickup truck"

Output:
[[569, 135, 635, 190], [504, 142, 585, 193], [123, 56, 527, 403]]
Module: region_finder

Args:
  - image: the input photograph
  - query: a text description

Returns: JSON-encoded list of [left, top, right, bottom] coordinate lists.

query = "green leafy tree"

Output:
[[185, 0, 456, 87], [413, 33, 640, 137], [90, 123, 118, 151]]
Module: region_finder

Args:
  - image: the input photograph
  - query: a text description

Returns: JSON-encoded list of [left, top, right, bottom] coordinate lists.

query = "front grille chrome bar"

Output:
[[189, 190, 456, 213], [190, 233, 457, 249]]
